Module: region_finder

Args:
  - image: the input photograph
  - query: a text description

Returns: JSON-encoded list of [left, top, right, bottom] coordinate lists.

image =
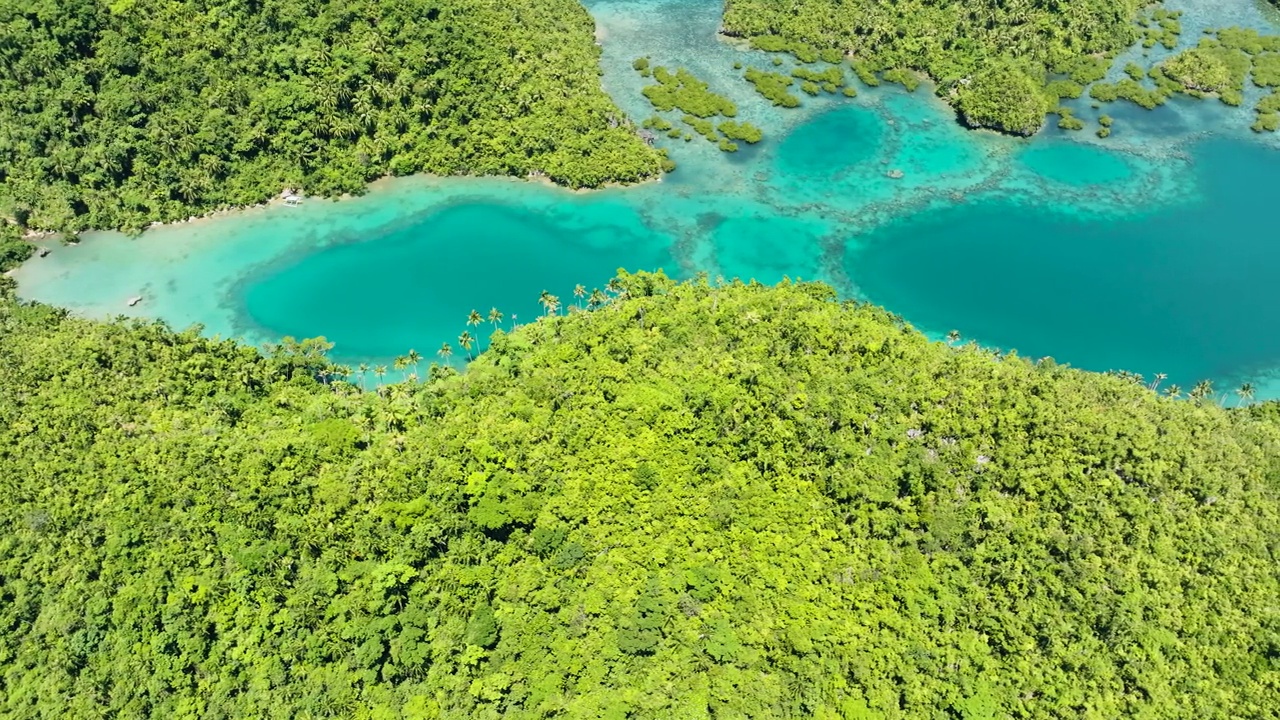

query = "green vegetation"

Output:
[[1045, 79, 1085, 100], [1054, 108, 1085, 131], [791, 66, 845, 90], [642, 67, 739, 118], [1215, 27, 1280, 55], [633, 56, 652, 77], [1158, 42, 1251, 105], [954, 60, 1051, 136], [1251, 53, 1280, 87], [721, 0, 1147, 133], [800, 81, 821, 96], [1253, 90, 1280, 132], [1089, 78, 1171, 109], [0, 0, 663, 233], [851, 60, 881, 87], [717, 121, 765, 144], [642, 116, 674, 132], [1138, 8, 1183, 49], [744, 68, 802, 108], [2, 271, 1280, 717], [1099, 114, 1114, 127], [682, 115, 720, 142], [881, 69, 921, 92]]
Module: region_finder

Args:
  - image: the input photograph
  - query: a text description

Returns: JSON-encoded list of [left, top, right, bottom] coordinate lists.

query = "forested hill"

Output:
[[0, 0, 663, 232], [2, 272, 1279, 718]]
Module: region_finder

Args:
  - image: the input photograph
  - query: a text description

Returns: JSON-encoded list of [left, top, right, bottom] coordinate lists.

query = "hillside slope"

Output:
[[1, 274, 1278, 718], [0, 0, 662, 232]]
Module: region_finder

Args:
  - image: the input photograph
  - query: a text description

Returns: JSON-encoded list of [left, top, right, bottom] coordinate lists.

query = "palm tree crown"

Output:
[[1236, 382, 1256, 406]]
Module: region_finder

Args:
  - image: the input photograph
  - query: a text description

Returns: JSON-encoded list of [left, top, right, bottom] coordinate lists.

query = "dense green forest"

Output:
[[0, 0, 663, 232], [721, 0, 1144, 133], [2, 270, 1279, 718]]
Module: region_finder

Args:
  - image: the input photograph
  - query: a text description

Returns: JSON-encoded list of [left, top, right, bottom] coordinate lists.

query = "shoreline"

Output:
[[10, 167, 665, 242]]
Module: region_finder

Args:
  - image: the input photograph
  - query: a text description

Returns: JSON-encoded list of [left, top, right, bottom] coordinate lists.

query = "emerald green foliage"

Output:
[[791, 66, 845, 89], [0, 0, 662, 232], [744, 68, 802, 107], [842, 86, 858, 97], [0, 222, 32, 272], [634, 57, 651, 73], [1159, 42, 1251, 105], [1089, 78, 1170, 109], [1252, 53, 1280, 87], [682, 115, 719, 142], [800, 81, 821, 96], [717, 121, 765, 144], [1215, 27, 1280, 55], [954, 60, 1051, 136], [1054, 108, 1085, 131], [850, 60, 881, 87], [881, 69, 921, 92], [1124, 62, 1147, 81], [1044, 79, 1085, 100], [642, 67, 738, 118], [1099, 114, 1114, 127], [717, 139, 740, 153], [1251, 112, 1279, 132], [1097, 125, 1112, 138], [724, 0, 1143, 81], [642, 116, 674, 132], [722, 0, 1144, 131], [1253, 90, 1280, 132], [1065, 56, 1113, 85], [1138, 8, 1182, 49], [3, 272, 1280, 717]]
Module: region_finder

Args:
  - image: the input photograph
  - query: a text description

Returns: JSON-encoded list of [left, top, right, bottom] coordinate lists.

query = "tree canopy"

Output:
[[721, 0, 1145, 133], [0, 0, 662, 232], [2, 271, 1279, 718]]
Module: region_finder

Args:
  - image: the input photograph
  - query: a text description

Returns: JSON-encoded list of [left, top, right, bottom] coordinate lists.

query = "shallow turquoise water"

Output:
[[13, 0, 1280, 395], [241, 201, 670, 361], [853, 138, 1280, 391]]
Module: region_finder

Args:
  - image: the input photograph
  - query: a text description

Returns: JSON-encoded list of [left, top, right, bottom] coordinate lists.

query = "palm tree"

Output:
[[589, 288, 607, 310], [468, 309, 483, 329], [946, 330, 960, 345], [438, 342, 453, 362], [1151, 373, 1167, 391], [1164, 384, 1182, 399], [393, 356, 408, 380], [406, 349, 422, 377], [1190, 379, 1213, 402], [374, 365, 387, 388], [458, 331, 475, 360], [573, 284, 586, 309], [488, 307, 503, 331], [538, 290, 554, 315], [356, 362, 369, 391], [1236, 382, 1256, 407]]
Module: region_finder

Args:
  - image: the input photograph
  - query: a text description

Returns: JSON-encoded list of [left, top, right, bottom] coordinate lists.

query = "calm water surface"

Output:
[[14, 0, 1280, 395]]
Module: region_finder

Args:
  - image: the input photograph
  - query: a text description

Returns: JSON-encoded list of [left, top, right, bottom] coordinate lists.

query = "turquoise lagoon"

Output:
[[14, 0, 1280, 396]]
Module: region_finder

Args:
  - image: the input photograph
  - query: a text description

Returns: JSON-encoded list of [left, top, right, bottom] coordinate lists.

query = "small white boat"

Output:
[[127, 296, 143, 307]]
